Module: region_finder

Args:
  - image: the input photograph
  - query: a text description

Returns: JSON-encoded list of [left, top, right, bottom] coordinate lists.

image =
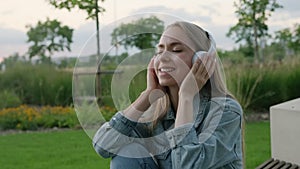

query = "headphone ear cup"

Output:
[[192, 51, 208, 64], [192, 31, 217, 64]]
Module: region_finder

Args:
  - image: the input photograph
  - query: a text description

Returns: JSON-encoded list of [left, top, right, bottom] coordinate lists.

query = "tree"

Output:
[[48, 0, 105, 56], [48, 0, 106, 102], [273, 24, 300, 56], [2, 53, 28, 70], [111, 16, 164, 50], [274, 28, 293, 56], [26, 18, 73, 63], [227, 0, 282, 63], [292, 24, 300, 53]]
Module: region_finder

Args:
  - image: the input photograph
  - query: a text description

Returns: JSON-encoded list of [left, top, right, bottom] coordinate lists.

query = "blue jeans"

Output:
[[110, 143, 159, 169]]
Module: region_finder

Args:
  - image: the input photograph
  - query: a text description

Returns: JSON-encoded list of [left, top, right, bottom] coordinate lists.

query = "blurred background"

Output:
[[0, 0, 299, 168]]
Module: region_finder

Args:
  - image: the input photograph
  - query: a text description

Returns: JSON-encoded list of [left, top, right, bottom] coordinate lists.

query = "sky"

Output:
[[0, 0, 300, 59]]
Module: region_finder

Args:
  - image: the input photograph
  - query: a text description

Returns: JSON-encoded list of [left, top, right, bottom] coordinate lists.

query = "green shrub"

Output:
[[226, 58, 300, 111], [0, 90, 22, 109], [0, 63, 72, 106]]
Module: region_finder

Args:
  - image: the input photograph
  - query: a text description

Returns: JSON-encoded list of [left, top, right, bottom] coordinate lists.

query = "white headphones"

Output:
[[192, 31, 216, 64]]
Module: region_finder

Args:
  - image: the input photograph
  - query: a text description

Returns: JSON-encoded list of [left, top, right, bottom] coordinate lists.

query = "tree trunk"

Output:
[[253, 9, 260, 64], [95, 0, 100, 56], [254, 26, 260, 63], [95, 0, 101, 103]]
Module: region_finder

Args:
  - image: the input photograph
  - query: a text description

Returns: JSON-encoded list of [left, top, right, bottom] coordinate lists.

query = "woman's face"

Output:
[[154, 26, 195, 87]]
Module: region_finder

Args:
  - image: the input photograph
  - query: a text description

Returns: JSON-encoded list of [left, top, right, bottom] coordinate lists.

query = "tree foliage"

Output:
[[48, 0, 107, 100], [26, 18, 73, 63], [48, 0, 105, 56], [292, 24, 300, 52], [273, 24, 300, 56], [47, 0, 105, 20], [227, 0, 282, 62], [111, 16, 164, 50]]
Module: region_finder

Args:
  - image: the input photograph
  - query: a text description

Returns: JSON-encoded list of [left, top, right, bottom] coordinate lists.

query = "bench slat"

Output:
[[257, 158, 299, 169], [272, 161, 286, 169], [281, 163, 292, 169], [256, 158, 274, 169], [264, 159, 280, 169], [290, 164, 299, 169]]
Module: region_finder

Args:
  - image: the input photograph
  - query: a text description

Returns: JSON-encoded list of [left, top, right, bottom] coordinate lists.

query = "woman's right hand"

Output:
[[146, 58, 161, 91], [123, 57, 165, 120], [146, 57, 165, 104]]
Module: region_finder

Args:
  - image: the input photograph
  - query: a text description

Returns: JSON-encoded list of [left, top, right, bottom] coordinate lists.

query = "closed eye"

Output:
[[155, 49, 182, 56], [172, 50, 182, 53]]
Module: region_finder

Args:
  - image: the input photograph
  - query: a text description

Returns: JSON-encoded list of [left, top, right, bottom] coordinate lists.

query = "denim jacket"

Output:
[[93, 95, 243, 169]]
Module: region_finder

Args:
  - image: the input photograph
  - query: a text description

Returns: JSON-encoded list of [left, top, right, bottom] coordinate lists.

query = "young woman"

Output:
[[93, 21, 244, 169]]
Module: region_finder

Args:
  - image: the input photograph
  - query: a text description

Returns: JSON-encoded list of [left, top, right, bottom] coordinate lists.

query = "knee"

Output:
[[110, 143, 159, 169], [110, 155, 141, 169], [110, 155, 158, 169], [117, 142, 150, 158]]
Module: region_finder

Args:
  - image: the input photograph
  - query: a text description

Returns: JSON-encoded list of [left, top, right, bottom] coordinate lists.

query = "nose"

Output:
[[157, 51, 171, 62]]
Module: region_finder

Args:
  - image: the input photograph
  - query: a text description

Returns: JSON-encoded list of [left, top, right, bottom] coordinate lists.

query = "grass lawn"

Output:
[[245, 121, 271, 169], [0, 129, 110, 169], [0, 122, 270, 169]]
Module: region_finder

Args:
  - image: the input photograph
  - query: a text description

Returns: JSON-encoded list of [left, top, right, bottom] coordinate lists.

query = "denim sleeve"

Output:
[[165, 99, 243, 169], [92, 112, 138, 158]]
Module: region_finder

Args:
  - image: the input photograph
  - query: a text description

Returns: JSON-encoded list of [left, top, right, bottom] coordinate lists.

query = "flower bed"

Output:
[[0, 105, 79, 130], [0, 105, 118, 131]]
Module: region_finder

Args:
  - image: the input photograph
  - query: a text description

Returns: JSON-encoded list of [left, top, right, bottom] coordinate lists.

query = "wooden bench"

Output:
[[256, 158, 299, 169]]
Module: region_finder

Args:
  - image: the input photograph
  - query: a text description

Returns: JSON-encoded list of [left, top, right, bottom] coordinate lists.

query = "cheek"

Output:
[[185, 54, 193, 68], [153, 58, 159, 69], [173, 55, 192, 82], [176, 54, 193, 69]]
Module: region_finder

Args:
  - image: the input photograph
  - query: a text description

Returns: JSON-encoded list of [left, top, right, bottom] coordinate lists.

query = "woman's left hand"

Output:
[[179, 52, 216, 97]]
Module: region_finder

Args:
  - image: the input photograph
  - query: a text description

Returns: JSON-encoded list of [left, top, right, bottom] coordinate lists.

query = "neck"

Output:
[[168, 86, 179, 112]]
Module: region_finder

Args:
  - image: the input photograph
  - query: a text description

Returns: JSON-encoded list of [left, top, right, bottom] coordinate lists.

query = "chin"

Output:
[[159, 79, 177, 87]]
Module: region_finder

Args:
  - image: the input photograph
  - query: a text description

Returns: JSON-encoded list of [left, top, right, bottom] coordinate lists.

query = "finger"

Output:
[[201, 53, 217, 76], [147, 59, 156, 79], [203, 72, 210, 83], [207, 59, 215, 75], [191, 58, 201, 74], [208, 60, 216, 77], [200, 52, 209, 65], [196, 53, 209, 74], [192, 62, 205, 78], [205, 57, 214, 74], [148, 58, 155, 69], [208, 55, 217, 72]]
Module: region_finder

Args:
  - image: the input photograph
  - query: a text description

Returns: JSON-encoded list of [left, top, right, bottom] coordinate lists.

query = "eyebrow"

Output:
[[156, 42, 184, 49]]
